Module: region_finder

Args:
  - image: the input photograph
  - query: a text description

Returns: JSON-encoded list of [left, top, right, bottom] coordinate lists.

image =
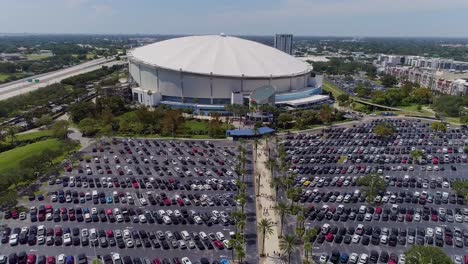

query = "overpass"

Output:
[[352, 98, 403, 111], [0, 57, 126, 100]]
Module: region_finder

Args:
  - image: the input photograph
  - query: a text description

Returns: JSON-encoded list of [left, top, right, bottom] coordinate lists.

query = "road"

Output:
[[0, 57, 126, 100]]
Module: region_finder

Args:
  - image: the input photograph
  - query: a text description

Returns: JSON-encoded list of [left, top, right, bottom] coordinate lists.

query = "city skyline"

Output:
[[0, 0, 468, 37]]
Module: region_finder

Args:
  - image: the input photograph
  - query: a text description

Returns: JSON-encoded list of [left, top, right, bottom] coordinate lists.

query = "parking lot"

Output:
[[280, 119, 468, 264], [1, 139, 257, 264]]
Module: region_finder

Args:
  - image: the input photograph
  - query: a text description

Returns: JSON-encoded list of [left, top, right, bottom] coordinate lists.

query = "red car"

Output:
[[132, 182, 139, 188], [45, 204, 53, 213], [152, 259, 161, 264], [69, 213, 76, 221], [27, 255, 36, 264], [106, 230, 114, 237], [55, 227, 63, 236], [177, 199, 184, 206], [11, 211, 18, 219], [163, 198, 171, 206], [431, 214, 438, 221], [405, 214, 413, 222], [375, 207, 382, 214], [47, 257, 55, 264], [325, 233, 334, 242], [213, 240, 224, 249]]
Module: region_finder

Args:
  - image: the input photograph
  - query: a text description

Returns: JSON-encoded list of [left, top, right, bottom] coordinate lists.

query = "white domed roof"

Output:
[[129, 35, 311, 78]]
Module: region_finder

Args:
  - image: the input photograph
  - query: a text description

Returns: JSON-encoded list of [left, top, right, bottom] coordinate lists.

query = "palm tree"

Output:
[[279, 234, 299, 264], [270, 176, 284, 200], [235, 193, 247, 213], [264, 156, 277, 177], [257, 219, 275, 256], [274, 202, 290, 237], [236, 219, 246, 238], [303, 241, 312, 264], [303, 228, 318, 262], [234, 244, 246, 264], [228, 236, 242, 262]]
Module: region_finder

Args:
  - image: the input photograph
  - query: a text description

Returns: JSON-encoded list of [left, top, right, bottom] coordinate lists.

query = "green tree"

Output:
[[411, 87, 432, 104], [430, 122, 447, 132], [68, 101, 96, 123], [373, 123, 395, 138], [279, 234, 299, 264], [410, 150, 424, 163], [274, 202, 290, 237], [78, 117, 100, 136], [161, 109, 184, 136], [357, 173, 387, 203], [35, 115, 53, 127], [6, 125, 18, 144], [318, 105, 334, 125], [257, 219, 275, 256], [405, 246, 452, 264], [452, 180, 468, 201], [336, 94, 350, 106], [278, 113, 293, 129], [355, 82, 372, 97], [51, 120, 69, 139], [380, 74, 398, 88]]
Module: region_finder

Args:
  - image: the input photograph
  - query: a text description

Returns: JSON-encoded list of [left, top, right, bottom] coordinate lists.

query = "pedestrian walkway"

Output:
[[255, 140, 283, 264]]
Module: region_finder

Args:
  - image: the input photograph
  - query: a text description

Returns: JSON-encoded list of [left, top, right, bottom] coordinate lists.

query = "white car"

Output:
[[399, 254, 406, 264], [380, 235, 388, 244], [358, 254, 368, 264], [216, 232, 225, 241], [181, 258, 192, 264], [349, 253, 359, 264], [319, 254, 328, 263], [352, 234, 360, 243], [426, 228, 434, 237], [112, 253, 122, 264], [63, 233, 72, 245], [9, 234, 18, 246], [58, 254, 66, 264]]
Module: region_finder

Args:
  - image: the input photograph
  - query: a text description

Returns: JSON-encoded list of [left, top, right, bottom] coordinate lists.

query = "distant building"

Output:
[[385, 66, 468, 95], [274, 34, 293, 55], [0, 53, 26, 61]]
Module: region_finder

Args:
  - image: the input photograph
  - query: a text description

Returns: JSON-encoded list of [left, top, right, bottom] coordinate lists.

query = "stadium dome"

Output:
[[128, 34, 320, 108], [129, 35, 311, 78]]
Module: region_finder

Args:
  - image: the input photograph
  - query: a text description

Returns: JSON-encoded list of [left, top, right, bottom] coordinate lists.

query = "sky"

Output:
[[1, 0, 468, 37]]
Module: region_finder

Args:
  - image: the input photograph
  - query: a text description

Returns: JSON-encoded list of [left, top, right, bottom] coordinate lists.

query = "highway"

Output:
[[0, 57, 126, 100]]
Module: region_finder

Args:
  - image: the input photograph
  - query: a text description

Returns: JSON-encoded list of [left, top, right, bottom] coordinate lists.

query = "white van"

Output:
[[92, 190, 98, 198]]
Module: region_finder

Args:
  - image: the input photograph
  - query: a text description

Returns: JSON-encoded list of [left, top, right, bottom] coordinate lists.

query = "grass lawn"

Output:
[[0, 139, 63, 174], [446, 117, 462, 125], [323, 80, 346, 97], [185, 120, 208, 133], [16, 130, 53, 141], [86, 53, 96, 60], [0, 73, 9, 82], [26, 54, 52, 61], [398, 104, 434, 117]]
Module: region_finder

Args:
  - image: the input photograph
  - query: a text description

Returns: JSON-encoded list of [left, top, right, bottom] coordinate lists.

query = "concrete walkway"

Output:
[[255, 140, 284, 264]]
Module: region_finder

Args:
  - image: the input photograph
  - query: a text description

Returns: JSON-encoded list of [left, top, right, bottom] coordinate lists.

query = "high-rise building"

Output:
[[274, 34, 293, 55]]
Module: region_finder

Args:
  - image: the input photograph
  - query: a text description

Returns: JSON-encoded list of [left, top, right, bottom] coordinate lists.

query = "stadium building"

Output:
[[128, 34, 327, 114]]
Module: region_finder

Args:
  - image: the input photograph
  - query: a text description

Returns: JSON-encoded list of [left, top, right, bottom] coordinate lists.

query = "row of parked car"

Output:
[[5, 203, 237, 227], [2, 224, 233, 252]]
